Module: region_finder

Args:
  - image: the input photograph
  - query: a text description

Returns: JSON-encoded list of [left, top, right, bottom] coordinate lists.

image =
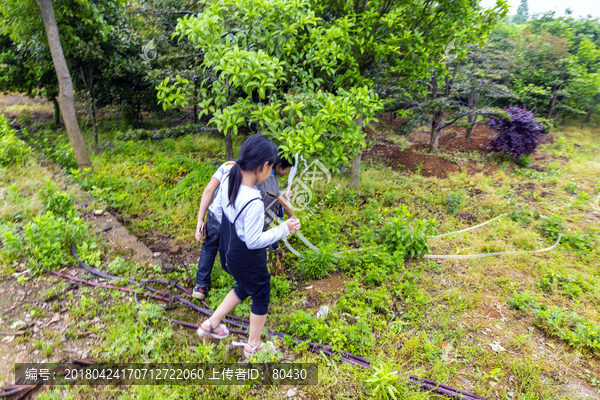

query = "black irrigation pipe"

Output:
[[56, 245, 488, 400], [95, 226, 113, 234], [72, 199, 87, 217]]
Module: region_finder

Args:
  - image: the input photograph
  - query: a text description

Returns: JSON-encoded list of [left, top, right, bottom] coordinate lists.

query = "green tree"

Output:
[[311, 0, 508, 176], [513, 0, 529, 25], [157, 0, 382, 169], [0, 0, 163, 138], [510, 29, 575, 119]]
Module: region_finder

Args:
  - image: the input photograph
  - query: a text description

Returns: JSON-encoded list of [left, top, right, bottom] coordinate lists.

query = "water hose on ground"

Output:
[[424, 234, 561, 259], [285, 212, 561, 260]]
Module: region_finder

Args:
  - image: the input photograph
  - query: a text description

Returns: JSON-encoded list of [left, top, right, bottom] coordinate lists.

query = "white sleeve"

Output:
[[212, 166, 224, 182], [243, 200, 290, 250], [212, 161, 234, 183]]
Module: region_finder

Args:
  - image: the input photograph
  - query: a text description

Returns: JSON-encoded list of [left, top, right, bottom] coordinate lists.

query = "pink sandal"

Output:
[[197, 319, 230, 340], [233, 340, 277, 358]]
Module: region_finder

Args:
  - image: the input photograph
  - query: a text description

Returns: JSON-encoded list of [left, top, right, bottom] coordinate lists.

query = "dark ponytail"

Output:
[[228, 134, 277, 207]]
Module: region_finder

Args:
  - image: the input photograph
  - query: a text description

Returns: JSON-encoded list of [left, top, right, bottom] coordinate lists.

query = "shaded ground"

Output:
[[364, 118, 561, 178]]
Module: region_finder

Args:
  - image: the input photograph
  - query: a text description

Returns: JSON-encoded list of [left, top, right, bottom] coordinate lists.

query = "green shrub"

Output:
[[509, 208, 538, 224], [338, 247, 404, 275], [565, 181, 579, 194], [515, 155, 532, 168], [77, 241, 102, 267], [562, 232, 597, 252], [270, 275, 293, 299], [338, 281, 393, 317], [297, 244, 337, 280], [286, 309, 373, 355], [509, 293, 600, 355], [379, 205, 437, 258], [1, 210, 90, 275], [0, 133, 31, 167], [390, 269, 428, 321], [39, 183, 75, 217], [114, 123, 208, 141], [538, 268, 592, 299], [366, 362, 401, 400], [445, 189, 468, 214], [538, 217, 565, 241], [362, 267, 386, 287], [508, 292, 539, 311]]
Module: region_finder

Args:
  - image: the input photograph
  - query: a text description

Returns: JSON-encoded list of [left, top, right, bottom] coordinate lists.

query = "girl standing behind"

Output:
[[197, 134, 300, 357]]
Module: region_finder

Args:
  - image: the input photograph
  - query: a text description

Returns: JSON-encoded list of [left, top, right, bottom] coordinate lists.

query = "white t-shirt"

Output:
[[216, 174, 290, 250], [208, 161, 236, 220]]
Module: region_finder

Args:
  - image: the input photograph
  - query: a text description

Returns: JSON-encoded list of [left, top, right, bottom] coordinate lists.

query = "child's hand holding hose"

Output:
[[285, 217, 300, 234]]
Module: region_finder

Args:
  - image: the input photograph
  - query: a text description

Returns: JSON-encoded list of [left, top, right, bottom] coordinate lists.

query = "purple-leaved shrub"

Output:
[[487, 106, 545, 161]]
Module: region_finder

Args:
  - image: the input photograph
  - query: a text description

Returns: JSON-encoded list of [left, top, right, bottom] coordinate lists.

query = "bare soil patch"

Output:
[[364, 117, 504, 178]]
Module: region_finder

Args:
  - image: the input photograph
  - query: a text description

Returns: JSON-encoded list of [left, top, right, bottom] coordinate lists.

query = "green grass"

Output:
[[2, 105, 600, 398]]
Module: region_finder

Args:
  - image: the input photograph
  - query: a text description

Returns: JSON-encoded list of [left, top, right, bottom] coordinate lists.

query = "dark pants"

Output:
[[194, 211, 220, 288], [220, 199, 270, 316]]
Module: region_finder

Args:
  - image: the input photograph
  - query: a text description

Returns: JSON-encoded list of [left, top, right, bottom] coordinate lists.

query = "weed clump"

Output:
[[445, 189, 467, 214], [297, 244, 337, 280], [509, 293, 600, 355], [1, 187, 92, 275], [380, 205, 437, 258], [0, 115, 31, 167]]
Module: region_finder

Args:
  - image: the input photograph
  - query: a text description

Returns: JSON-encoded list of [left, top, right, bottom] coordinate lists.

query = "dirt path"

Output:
[[0, 127, 161, 387]]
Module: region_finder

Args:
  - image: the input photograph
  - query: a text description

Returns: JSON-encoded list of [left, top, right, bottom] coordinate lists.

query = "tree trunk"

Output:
[[35, 0, 91, 169], [225, 130, 234, 160], [349, 151, 362, 189], [547, 81, 563, 120], [52, 96, 60, 126], [349, 115, 364, 189], [466, 91, 475, 138], [429, 111, 443, 152], [194, 79, 198, 124]]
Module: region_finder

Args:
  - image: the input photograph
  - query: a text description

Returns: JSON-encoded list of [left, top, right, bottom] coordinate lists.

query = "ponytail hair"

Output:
[[228, 134, 278, 207]]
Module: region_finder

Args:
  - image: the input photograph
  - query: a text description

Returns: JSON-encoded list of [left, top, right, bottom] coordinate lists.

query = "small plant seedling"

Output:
[[366, 362, 400, 400]]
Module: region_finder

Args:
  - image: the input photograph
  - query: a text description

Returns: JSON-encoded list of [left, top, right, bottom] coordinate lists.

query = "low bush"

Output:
[[538, 216, 565, 241], [297, 243, 337, 280], [114, 123, 212, 141], [39, 183, 75, 217], [538, 267, 592, 299], [0, 115, 31, 166], [379, 205, 437, 258], [487, 106, 545, 163], [445, 189, 468, 214], [1, 209, 91, 275]]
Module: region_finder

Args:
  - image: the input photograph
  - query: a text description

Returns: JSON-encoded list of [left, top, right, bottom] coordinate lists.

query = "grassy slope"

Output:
[[1, 105, 599, 399]]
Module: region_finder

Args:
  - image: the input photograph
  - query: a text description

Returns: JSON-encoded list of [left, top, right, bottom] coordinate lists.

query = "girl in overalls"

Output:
[[197, 134, 301, 357]]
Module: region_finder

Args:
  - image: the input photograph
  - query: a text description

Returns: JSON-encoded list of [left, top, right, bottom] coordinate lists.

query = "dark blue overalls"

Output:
[[219, 198, 271, 315]]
